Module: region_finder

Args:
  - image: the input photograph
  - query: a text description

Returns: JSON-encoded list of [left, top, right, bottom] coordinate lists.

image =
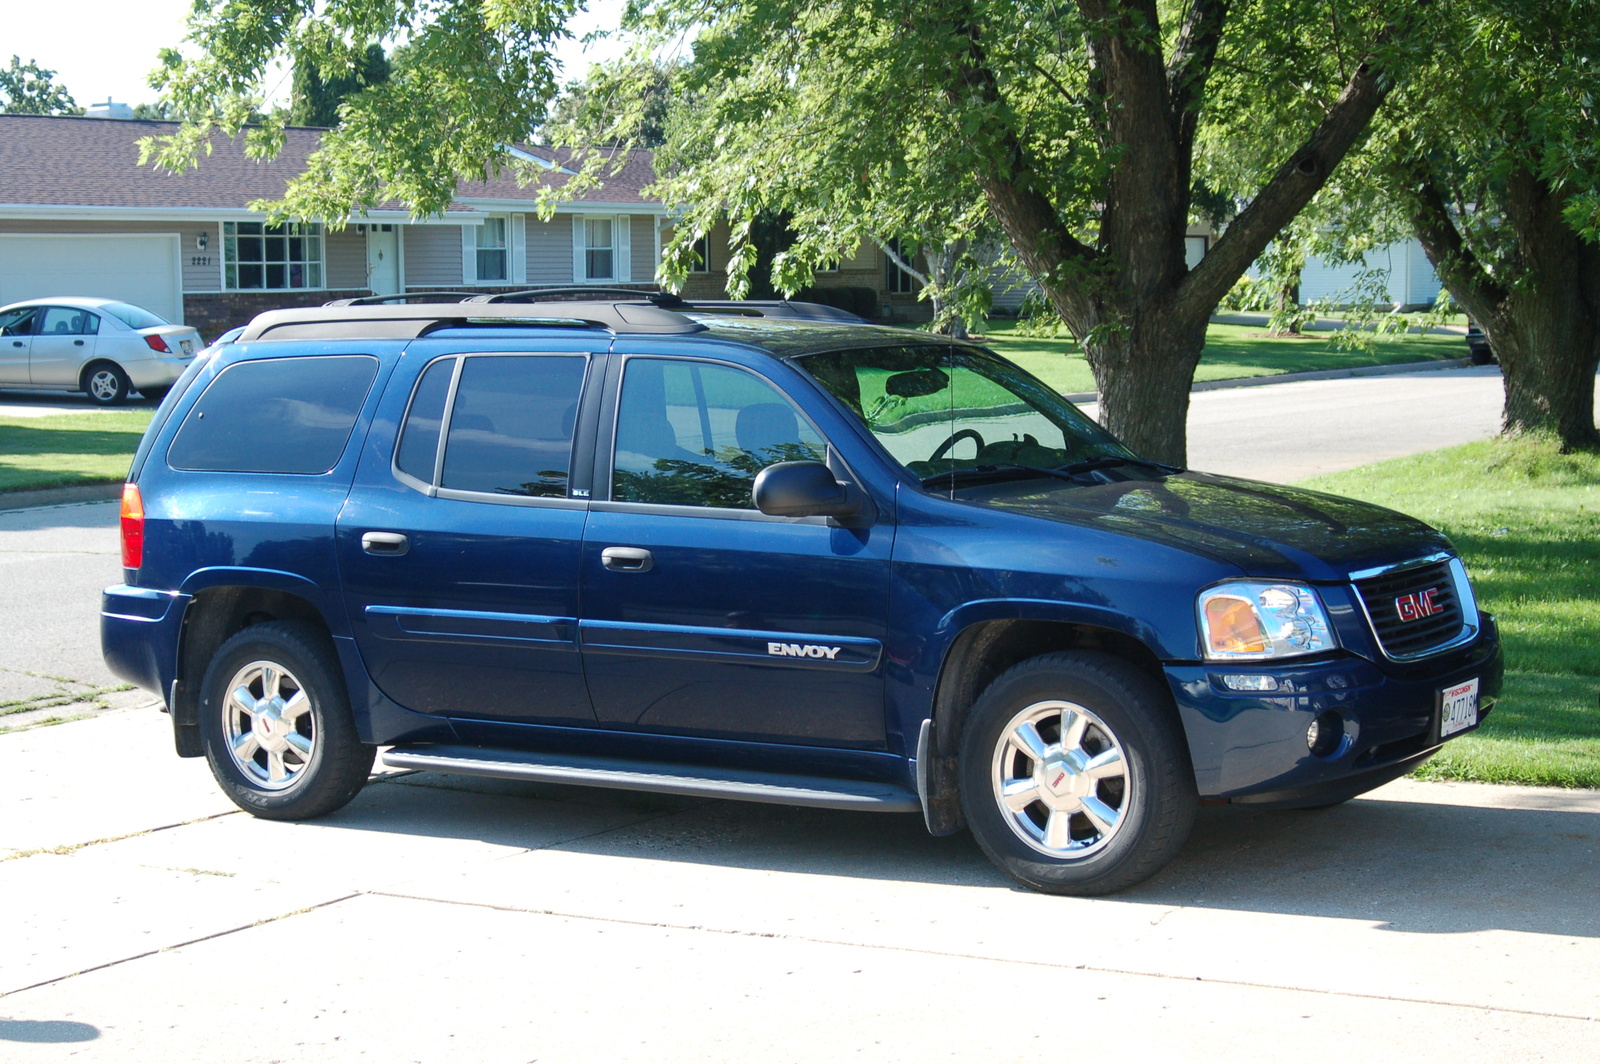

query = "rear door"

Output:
[[30, 306, 99, 386], [0, 306, 37, 385], [336, 341, 602, 726], [577, 353, 894, 749]]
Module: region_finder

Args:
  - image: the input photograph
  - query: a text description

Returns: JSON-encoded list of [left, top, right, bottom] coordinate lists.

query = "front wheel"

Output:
[[199, 621, 374, 820], [959, 651, 1196, 895]]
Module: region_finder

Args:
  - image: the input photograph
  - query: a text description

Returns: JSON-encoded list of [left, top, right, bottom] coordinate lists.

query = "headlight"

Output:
[[1199, 582, 1336, 660]]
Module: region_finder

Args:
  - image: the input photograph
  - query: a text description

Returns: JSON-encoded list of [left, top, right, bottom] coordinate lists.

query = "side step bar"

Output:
[[381, 744, 922, 813]]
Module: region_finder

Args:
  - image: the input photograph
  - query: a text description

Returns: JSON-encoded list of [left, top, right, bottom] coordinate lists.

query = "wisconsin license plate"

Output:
[[1439, 677, 1480, 739]]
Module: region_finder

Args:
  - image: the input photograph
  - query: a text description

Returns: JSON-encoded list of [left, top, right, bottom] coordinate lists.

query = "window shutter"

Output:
[[461, 225, 477, 284], [510, 214, 527, 285], [572, 215, 586, 282], [615, 215, 632, 282]]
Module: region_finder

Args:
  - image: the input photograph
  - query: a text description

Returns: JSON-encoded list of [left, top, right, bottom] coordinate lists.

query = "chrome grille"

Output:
[[1353, 558, 1467, 660]]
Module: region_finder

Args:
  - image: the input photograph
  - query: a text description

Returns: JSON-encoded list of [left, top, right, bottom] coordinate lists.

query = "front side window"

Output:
[[395, 354, 588, 498], [0, 307, 39, 336], [476, 217, 508, 282], [585, 218, 614, 280], [224, 221, 325, 290], [168, 355, 378, 473], [799, 345, 1130, 484], [39, 307, 99, 335], [612, 359, 825, 509]]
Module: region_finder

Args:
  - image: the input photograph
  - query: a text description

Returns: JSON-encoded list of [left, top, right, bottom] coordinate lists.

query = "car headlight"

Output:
[[1199, 582, 1336, 660]]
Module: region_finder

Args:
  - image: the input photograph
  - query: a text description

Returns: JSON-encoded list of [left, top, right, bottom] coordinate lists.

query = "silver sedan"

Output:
[[0, 296, 204, 405]]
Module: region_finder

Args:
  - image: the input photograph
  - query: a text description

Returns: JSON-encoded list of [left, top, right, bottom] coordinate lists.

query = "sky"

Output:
[[5, 0, 630, 113]]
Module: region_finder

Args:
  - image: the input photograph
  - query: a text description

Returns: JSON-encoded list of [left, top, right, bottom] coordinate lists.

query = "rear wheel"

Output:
[[960, 651, 1197, 895], [138, 384, 171, 403], [83, 362, 130, 406], [199, 621, 374, 820]]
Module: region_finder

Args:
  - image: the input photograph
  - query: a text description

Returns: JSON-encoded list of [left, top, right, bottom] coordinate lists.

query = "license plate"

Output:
[[1439, 677, 1480, 739], [180, 339, 194, 355]]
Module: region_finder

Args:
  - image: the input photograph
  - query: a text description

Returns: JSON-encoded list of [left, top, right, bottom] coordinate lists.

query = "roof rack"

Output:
[[678, 299, 868, 324], [237, 300, 706, 342], [324, 291, 482, 306], [467, 286, 686, 308]]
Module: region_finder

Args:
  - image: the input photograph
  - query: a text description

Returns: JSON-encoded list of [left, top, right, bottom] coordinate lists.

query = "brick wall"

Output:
[[183, 290, 369, 343]]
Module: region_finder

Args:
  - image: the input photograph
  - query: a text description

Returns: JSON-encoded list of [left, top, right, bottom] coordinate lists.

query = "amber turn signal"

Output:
[[1203, 595, 1267, 655]]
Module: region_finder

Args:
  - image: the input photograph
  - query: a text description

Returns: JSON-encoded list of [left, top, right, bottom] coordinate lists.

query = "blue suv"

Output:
[[101, 292, 1502, 894]]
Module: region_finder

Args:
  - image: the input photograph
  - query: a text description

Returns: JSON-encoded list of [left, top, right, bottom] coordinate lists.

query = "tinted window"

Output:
[[102, 302, 169, 330], [612, 359, 824, 508], [0, 307, 37, 337], [39, 307, 99, 336], [395, 356, 456, 483], [168, 355, 379, 474], [438, 355, 587, 497]]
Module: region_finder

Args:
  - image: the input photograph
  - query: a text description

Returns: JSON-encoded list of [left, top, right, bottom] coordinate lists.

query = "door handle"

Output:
[[361, 531, 410, 556], [9, 341, 20, 347], [601, 546, 653, 572], [74, 339, 84, 346]]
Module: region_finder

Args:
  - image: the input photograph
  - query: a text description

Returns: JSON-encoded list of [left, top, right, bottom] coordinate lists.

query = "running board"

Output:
[[381, 744, 922, 813]]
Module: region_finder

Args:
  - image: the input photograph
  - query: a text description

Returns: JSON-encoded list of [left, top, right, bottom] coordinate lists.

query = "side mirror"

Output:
[[752, 461, 855, 518]]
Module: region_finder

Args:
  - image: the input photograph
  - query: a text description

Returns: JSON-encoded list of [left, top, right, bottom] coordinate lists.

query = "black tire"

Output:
[[139, 384, 171, 403], [198, 620, 375, 820], [959, 651, 1197, 895], [82, 362, 131, 406]]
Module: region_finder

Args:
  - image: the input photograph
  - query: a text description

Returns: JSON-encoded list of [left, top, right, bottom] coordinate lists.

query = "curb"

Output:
[[0, 482, 122, 513], [1062, 357, 1477, 404]]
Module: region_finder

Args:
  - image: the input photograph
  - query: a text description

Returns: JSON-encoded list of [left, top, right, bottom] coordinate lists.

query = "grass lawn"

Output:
[[0, 411, 154, 493], [980, 319, 1467, 394], [1299, 437, 1600, 788]]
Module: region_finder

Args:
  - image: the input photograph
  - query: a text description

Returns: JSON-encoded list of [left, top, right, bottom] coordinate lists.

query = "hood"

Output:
[[967, 471, 1452, 581]]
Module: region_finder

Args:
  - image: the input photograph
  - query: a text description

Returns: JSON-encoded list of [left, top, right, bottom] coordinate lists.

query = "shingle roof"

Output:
[[457, 145, 661, 204], [0, 114, 661, 213]]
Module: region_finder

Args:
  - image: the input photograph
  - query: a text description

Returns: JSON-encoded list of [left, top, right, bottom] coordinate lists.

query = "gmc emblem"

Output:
[[1395, 588, 1443, 622]]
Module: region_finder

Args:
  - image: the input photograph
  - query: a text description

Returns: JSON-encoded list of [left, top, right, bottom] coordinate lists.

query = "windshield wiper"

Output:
[[1056, 455, 1185, 476], [920, 464, 1084, 489]]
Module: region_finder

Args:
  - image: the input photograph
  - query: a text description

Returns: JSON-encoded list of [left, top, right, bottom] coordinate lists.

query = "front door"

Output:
[[30, 306, 99, 386], [366, 226, 399, 295], [0, 305, 37, 385], [337, 343, 599, 725], [579, 355, 893, 749]]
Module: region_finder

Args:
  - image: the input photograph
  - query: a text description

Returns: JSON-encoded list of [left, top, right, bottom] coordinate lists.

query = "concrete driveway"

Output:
[[2, 363, 1598, 1059]]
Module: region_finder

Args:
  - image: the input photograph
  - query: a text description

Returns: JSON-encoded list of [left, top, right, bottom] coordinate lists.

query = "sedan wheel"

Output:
[[84, 363, 130, 406]]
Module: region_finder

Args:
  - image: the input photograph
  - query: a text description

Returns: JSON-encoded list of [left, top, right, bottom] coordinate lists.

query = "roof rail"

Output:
[[679, 299, 870, 324], [237, 300, 705, 342], [324, 292, 480, 306], [466, 287, 687, 308]]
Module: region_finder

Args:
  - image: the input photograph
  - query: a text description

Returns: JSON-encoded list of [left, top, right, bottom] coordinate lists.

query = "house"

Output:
[[0, 114, 671, 340]]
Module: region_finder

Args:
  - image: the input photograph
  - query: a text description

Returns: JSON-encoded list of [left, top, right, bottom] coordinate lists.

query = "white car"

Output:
[[0, 297, 204, 405]]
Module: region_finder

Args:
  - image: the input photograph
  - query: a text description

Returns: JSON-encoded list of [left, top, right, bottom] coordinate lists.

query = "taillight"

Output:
[[120, 483, 145, 569], [143, 333, 171, 353]]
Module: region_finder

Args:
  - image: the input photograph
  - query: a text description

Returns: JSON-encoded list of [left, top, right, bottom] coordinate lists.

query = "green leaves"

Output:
[[0, 56, 82, 115]]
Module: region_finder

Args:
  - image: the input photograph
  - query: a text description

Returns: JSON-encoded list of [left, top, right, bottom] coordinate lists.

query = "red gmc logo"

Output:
[[1395, 588, 1443, 622]]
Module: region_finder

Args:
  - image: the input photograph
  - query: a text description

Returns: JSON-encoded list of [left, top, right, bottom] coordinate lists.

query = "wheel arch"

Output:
[[78, 358, 126, 392], [169, 578, 339, 757]]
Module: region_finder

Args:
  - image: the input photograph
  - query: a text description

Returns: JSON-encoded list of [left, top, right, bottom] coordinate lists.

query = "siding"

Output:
[[0, 218, 221, 292], [1299, 239, 1442, 308], [527, 215, 574, 284], [403, 224, 463, 287], [631, 215, 657, 285], [326, 228, 368, 289]]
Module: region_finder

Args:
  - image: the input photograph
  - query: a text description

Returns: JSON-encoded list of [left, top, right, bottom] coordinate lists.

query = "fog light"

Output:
[[1222, 674, 1278, 692], [1307, 711, 1344, 758]]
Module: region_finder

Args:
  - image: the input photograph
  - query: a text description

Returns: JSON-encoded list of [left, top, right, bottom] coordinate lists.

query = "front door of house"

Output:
[[366, 226, 399, 295]]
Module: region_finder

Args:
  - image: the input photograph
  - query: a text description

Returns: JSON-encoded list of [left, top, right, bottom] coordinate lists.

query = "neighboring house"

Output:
[[1294, 239, 1441, 308], [0, 114, 672, 340]]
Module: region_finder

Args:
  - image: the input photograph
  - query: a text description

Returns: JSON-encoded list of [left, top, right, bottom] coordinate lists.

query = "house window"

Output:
[[1185, 235, 1208, 270], [586, 218, 614, 281], [691, 233, 711, 273], [476, 217, 508, 282], [224, 221, 324, 290], [885, 238, 918, 295]]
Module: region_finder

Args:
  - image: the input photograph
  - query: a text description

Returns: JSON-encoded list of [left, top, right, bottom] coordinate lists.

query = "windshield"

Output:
[[798, 344, 1134, 484], [102, 302, 169, 330]]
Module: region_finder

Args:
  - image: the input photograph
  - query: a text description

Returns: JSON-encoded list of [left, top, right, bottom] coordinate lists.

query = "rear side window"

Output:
[[395, 354, 588, 499], [102, 302, 169, 329], [167, 355, 379, 474]]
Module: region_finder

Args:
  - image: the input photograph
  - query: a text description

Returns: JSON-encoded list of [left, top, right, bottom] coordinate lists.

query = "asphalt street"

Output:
[[2, 362, 1597, 1060]]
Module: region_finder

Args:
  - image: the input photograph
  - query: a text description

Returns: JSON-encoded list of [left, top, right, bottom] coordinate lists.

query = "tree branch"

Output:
[[1178, 18, 1415, 319], [1167, 0, 1229, 150], [1397, 157, 1506, 322]]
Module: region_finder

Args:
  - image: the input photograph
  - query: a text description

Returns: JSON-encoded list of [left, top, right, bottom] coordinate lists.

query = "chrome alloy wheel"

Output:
[[221, 660, 316, 791], [990, 700, 1131, 859], [88, 369, 122, 402]]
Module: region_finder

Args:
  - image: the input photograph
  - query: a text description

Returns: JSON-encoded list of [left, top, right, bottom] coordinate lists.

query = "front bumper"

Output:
[[1165, 612, 1502, 804]]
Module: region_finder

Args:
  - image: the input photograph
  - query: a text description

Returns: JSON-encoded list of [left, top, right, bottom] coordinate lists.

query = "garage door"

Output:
[[0, 234, 185, 324]]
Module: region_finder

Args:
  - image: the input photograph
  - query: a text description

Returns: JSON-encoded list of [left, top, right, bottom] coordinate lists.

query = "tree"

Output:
[[1378, 0, 1600, 451], [543, 58, 680, 148], [635, 0, 1431, 465], [290, 43, 391, 128], [0, 56, 82, 115]]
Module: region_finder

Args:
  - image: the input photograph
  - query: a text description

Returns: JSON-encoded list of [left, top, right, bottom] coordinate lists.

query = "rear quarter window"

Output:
[[167, 355, 379, 474]]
